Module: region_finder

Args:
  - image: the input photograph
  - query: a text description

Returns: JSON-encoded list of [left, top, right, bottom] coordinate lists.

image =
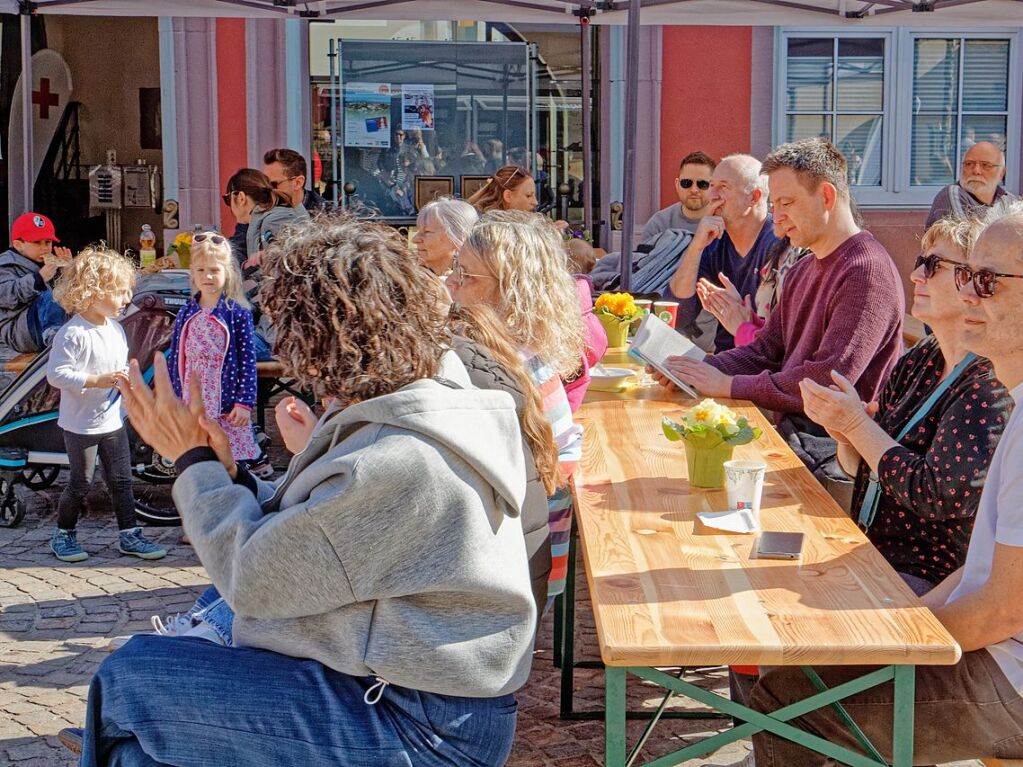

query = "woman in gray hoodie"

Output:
[[72, 218, 537, 767]]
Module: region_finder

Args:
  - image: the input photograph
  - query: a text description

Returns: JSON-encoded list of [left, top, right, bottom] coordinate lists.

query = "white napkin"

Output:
[[697, 509, 758, 534]]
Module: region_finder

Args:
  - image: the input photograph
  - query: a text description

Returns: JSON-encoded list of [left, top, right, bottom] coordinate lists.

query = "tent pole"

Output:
[[619, 0, 640, 292], [579, 6, 593, 241], [20, 11, 34, 211]]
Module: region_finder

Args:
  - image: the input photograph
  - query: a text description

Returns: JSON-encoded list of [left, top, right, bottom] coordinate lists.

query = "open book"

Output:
[[628, 313, 705, 398]]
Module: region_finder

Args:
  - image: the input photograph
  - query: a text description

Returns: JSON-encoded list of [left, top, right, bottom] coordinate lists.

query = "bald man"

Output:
[[926, 141, 1014, 227]]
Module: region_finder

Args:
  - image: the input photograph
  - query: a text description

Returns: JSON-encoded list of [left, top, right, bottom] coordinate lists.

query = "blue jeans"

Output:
[[79, 635, 518, 767], [188, 585, 234, 645], [27, 288, 67, 350], [253, 331, 272, 362]]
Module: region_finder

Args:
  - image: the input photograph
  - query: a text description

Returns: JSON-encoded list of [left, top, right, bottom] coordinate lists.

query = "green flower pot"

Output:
[[598, 313, 631, 348], [684, 438, 735, 489]]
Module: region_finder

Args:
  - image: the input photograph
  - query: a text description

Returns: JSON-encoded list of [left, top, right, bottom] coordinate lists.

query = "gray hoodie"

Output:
[[246, 203, 311, 256], [0, 247, 46, 353], [172, 351, 537, 697]]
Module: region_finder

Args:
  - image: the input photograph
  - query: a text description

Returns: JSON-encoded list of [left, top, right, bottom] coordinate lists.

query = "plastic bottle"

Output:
[[139, 224, 157, 269]]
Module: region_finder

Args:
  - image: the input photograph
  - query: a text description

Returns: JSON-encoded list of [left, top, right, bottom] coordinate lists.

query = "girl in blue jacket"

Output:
[[168, 233, 262, 473]]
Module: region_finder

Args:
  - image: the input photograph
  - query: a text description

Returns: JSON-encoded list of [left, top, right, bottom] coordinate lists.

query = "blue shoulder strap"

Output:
[[856, 352, 977, 530]]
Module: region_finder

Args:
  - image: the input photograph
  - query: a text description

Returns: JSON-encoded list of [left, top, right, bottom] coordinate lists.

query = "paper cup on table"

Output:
[[653, 301, 679, 329], [723, 459, 767, 529]]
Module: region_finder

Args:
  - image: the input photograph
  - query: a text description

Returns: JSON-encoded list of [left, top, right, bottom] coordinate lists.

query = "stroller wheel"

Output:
[[0, 495, 25, 528], [133, 485, 181, 527], [22, 465, 60, 490]]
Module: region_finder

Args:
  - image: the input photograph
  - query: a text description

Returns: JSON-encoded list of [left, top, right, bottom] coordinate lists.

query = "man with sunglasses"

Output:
[[263, 148, 334, 213], [641, 151, 716, 241], [746, 197, 1023, 767], [925, 141, 1014, 229]]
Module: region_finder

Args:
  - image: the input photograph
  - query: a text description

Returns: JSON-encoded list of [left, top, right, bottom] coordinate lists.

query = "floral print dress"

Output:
[[181, 308, 259, 460]]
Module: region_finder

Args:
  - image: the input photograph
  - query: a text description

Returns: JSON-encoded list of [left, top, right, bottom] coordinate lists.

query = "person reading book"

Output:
[[652, 138, 903, 425]]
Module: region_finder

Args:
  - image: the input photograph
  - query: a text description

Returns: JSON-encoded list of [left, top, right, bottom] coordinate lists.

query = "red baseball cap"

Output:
[[11, 213, 59, 243]]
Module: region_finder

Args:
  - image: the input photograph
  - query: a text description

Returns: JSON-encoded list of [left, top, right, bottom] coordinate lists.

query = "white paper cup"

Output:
[[723, 459, 767, 528]]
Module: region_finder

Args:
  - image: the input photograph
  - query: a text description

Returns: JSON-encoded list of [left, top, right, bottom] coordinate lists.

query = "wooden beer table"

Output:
[[567, 349, 961, 766]]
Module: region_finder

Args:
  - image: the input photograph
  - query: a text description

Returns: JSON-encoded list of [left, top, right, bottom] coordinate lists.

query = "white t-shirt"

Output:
[[46, 314, 129, 435], [945, 380, 1023, 694]]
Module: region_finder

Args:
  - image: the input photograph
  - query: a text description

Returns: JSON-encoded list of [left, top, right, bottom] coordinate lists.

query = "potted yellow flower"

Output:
[[169, 231, 194, 268], [594, 292, 642, 348], [662, 399, 762, 488]]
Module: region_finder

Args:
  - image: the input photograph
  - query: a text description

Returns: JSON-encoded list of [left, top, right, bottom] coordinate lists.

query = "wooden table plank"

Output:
[[573, 389, 961, 669]]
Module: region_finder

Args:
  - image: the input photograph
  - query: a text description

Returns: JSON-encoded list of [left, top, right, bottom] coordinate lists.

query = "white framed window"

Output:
[[775, 28, 1021, 208]]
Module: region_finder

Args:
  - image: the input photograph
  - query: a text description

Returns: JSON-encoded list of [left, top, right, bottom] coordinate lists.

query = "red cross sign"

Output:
[[32, 78, 60, 120]]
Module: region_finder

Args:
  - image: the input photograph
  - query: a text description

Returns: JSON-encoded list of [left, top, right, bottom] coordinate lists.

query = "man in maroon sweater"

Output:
[[658, 138, 904, 417]]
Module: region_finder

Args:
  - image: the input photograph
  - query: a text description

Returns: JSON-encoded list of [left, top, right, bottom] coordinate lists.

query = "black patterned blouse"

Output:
[[851, 336, 1013, 585]]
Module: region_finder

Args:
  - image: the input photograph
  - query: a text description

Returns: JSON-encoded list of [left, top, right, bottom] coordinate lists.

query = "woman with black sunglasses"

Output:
[[799, 216, 1013, 596], [221, 168, 310, 268]]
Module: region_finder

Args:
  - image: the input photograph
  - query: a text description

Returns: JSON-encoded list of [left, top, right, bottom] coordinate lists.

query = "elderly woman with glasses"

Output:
[[799, 216, 1013, 595]]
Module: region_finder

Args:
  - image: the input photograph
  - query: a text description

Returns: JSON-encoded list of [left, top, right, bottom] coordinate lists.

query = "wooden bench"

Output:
[[569, 386, 961, 766], [982, 760, 1023, 766]]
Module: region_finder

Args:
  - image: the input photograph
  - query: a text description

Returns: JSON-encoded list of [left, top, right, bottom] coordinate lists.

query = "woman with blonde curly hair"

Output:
[[46, 246, 165, 563], [71, 216, 536, 767], [449, 209, 586, 602]]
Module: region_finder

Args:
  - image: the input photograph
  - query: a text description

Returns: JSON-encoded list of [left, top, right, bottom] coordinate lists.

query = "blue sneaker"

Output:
[[118, 527, 167, 560], [50, 528, 88, 562]]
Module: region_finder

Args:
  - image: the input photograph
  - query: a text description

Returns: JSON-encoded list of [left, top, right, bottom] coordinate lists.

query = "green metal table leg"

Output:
[[892, 665, 916, 767], [606, 666, 628, 767]]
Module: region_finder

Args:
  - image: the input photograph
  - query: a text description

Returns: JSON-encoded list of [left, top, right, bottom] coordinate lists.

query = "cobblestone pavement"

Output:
[[1, 479, 983, 767]]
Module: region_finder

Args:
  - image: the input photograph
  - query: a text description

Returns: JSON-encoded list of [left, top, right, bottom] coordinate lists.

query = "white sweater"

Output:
[[46, 314, 128, 435]]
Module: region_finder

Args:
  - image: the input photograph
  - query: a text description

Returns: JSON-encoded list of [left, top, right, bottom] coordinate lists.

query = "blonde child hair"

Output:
[[190, 232, 250, 309], [54, 246, 137, 315], [460, 210, 585, 378]]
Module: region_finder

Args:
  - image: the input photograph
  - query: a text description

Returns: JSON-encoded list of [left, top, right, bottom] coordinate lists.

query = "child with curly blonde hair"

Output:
[[46, 246, 165, 562]]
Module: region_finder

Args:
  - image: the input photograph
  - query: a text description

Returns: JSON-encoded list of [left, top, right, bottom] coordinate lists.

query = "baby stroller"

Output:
[[0, 270, 205, 528]]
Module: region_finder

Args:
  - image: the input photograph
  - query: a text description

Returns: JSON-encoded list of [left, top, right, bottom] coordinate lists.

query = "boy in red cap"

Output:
[[0, 212, 72, 354]]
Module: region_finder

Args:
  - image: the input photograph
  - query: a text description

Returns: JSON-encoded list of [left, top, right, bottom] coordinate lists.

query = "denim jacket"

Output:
[[168, 294, 257, 413]]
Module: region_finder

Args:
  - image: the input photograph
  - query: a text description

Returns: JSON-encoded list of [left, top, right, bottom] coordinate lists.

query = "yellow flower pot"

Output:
[[684, 438, 735, 489], [598, 312, 630, 348]]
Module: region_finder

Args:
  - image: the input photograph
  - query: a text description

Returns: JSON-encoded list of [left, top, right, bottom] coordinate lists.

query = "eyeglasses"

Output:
[[449, 258, 494, 285], [221, 191, 235, 205], [962, 160, 1003, 173], [269, 177, 297, 190], [954, 263, 1023, 298], [913, 252, 960, 279], [193, 233, 226, 246], [679, 178, 711, 190]]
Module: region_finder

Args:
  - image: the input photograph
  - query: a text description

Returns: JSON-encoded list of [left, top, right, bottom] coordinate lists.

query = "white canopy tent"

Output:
[[8, 0, 1023, 286]]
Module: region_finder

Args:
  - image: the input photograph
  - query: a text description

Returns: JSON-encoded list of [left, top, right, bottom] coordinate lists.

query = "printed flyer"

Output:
[[344, 82, 393, 148]]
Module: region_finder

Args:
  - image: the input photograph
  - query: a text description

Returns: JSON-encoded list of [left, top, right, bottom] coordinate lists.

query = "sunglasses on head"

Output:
[[913, 252, 960, 279], [496, 166, 530, 189], [954, 263, 1023, 298], [193, 233, 226, 246], [222, 191, 235, 205], [679, 178, 710, 190]]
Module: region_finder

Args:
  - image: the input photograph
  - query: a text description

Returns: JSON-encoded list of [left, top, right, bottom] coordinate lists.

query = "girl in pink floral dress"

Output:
[[168, 234, 260, 466]]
